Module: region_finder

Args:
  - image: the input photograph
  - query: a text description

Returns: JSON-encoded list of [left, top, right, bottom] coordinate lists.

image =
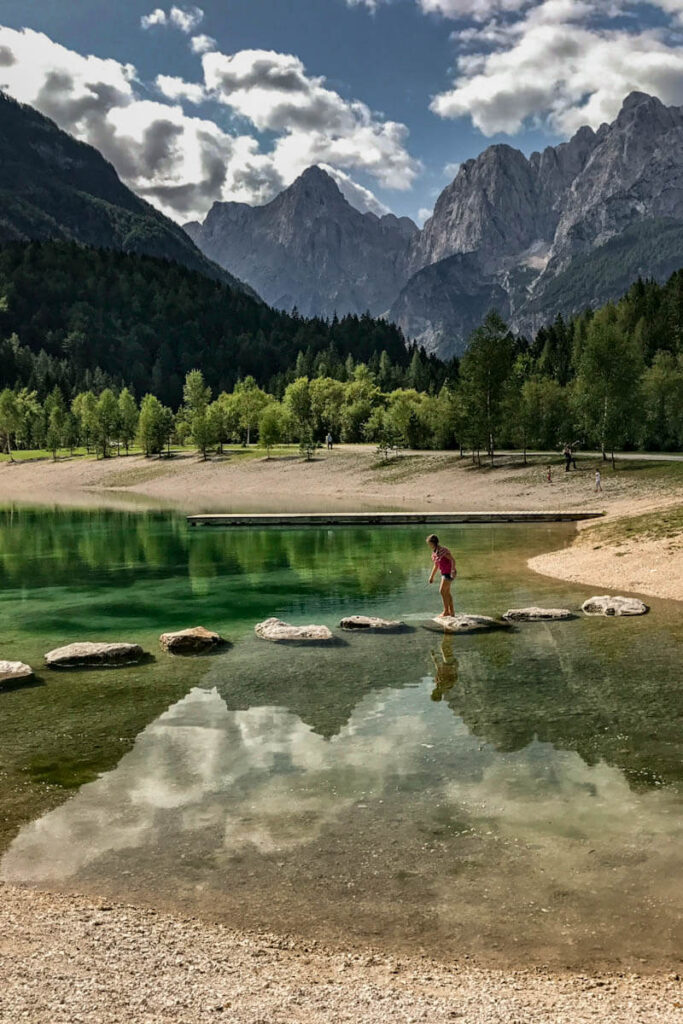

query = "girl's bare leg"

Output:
[[440, 578, 453, 617]]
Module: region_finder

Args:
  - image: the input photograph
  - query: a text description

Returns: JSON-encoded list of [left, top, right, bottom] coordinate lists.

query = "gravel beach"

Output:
[[1, 883, 680, 1024]]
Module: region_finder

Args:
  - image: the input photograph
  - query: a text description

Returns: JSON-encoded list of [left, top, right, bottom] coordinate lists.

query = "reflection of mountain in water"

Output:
[[1, 684, 442, 881], [445, 625, 683, 790], [3, 680, 681, 973], [207, 630, 425, 739]]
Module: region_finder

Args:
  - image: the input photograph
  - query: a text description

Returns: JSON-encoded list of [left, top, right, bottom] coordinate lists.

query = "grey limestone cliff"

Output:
[[185, 166, 418, 318], [186, 93, 683, 356]]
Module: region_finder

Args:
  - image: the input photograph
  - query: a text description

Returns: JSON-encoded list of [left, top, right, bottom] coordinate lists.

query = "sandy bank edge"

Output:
[[529, 531, 683, 604], [0, 883, 680, 1024]]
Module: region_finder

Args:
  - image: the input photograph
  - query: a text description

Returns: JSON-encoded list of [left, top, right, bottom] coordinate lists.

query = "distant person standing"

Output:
[[563, 444, 572, 472], [427, 534, 456, 618], [595, 468, 603, 493], [326, 431, 333, 450], [547, 465, 553, 484]]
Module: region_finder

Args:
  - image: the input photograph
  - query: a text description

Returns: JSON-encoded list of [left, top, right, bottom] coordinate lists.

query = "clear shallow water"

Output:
[[1, 505, 682, 969]]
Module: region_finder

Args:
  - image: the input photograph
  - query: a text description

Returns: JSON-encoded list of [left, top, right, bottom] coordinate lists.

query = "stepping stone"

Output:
[[160, 626, 225, 653], [255, 618, 334, 643], [339, 615, 405, 632], [0, 660, 34, 684], [582, 595, 649, 617], [503, 607, 574, 621], [45, 642, 145, 668], [425, 614, 510, 635]]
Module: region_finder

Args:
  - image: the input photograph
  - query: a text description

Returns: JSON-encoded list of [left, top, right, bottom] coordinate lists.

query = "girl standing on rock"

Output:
[[427, 534, 456, 618]]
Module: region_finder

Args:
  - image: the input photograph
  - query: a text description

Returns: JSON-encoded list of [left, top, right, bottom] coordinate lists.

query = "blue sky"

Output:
[[0, 0, 682, 223]]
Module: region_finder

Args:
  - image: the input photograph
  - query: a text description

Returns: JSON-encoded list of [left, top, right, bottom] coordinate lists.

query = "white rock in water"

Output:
[[582, 596, 649, 617], [503, 607, 574, 621], [429, 614, 508, 634], [0, 660, 34, 684], [255, 618, 334, 643], [160, 626, 224, 652], [45, 642, 144, 668], [339, 615, 405, 632]]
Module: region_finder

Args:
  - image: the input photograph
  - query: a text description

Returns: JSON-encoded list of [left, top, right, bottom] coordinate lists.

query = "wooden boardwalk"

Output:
[[187, 511, 604, 528]]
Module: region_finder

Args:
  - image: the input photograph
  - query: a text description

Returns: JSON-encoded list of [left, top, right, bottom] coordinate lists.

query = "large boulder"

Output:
[[159, 626, 225, 653], [0, 660, 34, 684], [582, 596, 649, 617], [425, 614, 510, 634], [45, 642, 144, 668], [255, 618, 334, 643], [503, 607, 574, 622], [339, 615, 405, 632]]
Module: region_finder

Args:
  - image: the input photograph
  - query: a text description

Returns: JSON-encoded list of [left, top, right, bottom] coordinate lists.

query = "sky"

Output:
[[0, 0, 682, 225]]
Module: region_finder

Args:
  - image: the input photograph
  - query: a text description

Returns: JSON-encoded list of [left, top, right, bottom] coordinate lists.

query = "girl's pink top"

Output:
[[432, 546, 455, 576]]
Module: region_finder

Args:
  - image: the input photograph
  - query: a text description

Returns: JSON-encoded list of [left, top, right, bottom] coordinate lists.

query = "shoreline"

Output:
[[3, 446, 683, 602], [1, 883, 680, 1024]]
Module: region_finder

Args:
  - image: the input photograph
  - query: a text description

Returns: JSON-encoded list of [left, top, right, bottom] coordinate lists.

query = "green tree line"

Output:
[[1, 238, 682, 461]]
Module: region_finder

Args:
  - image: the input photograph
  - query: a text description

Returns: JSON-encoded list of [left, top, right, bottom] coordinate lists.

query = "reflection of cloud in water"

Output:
[[2, 686, 438, 880], [3, 683, 681, 890]]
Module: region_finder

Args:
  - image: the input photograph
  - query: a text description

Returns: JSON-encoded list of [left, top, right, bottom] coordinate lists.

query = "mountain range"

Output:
[[186, 92, 683, 356], [0, 92, 247, 291]]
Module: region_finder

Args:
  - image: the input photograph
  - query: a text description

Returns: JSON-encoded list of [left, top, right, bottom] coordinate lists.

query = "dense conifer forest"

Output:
[[0, 239, 682, 459]]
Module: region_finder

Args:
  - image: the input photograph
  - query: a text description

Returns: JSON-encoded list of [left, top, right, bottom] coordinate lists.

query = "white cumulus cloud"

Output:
[[141, 5, 204, 32], [430, 0, 683, 135], [140, 8, 168, 29], [190, 33, 217, 54], [0, 26, 417, 222], [321, 164, 391, 214], [202, 48, 420, 190]]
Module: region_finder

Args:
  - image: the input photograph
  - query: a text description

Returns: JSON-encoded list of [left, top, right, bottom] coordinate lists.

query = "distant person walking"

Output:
[[563, 444, 572, 472], [547, 465, 552, 484], [427, 534, 456, 618], [326, 431, 333, 450], [595, 469, 603, 493]]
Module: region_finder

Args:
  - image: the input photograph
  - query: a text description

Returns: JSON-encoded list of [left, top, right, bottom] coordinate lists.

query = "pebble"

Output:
[[0, 883, 679, 1023]]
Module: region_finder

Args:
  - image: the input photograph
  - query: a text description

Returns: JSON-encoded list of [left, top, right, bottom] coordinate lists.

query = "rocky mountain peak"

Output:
[[283, 165, 346, 207], [183, 91, 683, 357], [615, 90, 672, 131], [184, 163, 417, 318]]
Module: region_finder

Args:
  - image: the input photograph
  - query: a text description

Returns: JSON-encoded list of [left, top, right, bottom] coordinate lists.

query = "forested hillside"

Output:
[[0, 238, 681, 460], [0, 93, 247, 290], [0, 241, 431, 407]]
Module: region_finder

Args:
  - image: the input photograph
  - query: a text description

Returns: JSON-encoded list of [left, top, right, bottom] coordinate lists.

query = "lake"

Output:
[[1, 504, 681, 970]]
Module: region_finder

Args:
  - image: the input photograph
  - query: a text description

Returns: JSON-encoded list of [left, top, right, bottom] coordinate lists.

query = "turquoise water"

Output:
[[0, 505, 682, 968]]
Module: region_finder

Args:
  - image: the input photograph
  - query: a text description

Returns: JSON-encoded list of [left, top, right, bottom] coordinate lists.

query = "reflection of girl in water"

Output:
[[430, 636, 458, 701]]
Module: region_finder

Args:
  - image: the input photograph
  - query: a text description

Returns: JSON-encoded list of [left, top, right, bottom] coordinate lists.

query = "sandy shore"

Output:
[[3, 446, 683, 601], [0, 445, 677, 515], [1, 883, 680, 1024], [530, 532, 683, 602]]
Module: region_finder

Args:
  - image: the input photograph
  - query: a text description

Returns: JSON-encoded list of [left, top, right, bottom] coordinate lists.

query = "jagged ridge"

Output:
[[187, 92, 683, 356]]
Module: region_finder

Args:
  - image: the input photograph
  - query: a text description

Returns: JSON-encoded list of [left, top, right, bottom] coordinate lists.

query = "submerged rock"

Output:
[[160, 626, 225, 653], [0, 660, 34, 684], [45, 642, 144, 668], [255, 618, 334, 643], [426, 614, 509, 634], [503, 607, 574, 621], [339, 615, 405, 632], [582, 596, 649, 617]]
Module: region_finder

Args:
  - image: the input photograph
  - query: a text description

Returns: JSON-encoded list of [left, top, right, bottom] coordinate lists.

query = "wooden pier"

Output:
[[186, 511, 604, 528]]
